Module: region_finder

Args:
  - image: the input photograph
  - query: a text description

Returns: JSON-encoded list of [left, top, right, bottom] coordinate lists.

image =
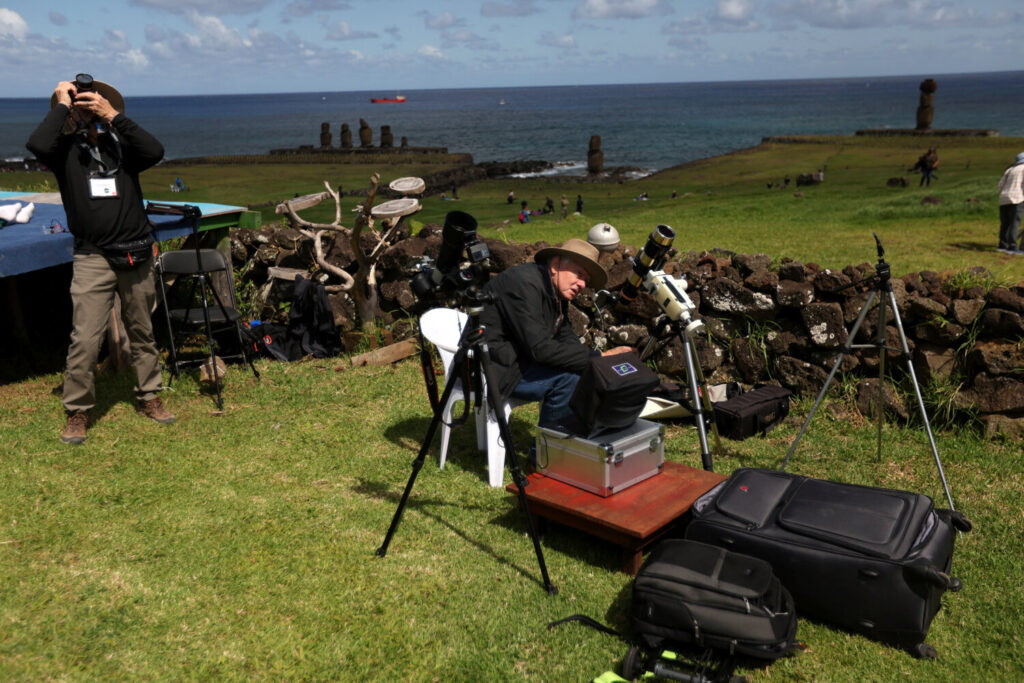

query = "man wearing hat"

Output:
[[27, 75, 175, 444], [997, 152, 1024, 254], [480, 238, 633, 429]]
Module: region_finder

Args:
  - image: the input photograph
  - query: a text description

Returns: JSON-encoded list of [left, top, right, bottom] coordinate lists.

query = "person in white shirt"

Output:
[[997, 152, 1024, 254]]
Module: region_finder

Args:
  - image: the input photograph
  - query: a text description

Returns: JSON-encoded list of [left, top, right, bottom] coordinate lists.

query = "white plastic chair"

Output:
[[419, 307, 527, 487]]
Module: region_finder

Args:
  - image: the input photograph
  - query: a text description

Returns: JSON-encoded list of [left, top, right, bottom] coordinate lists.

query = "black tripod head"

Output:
[[872, 232, 891, 285]]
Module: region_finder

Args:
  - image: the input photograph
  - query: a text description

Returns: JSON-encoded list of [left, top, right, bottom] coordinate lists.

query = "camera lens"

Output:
[[75, 73, 95, 91]]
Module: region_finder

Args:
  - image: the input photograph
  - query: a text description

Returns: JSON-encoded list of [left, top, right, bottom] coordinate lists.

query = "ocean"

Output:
[[2, 71, 1023, 176]]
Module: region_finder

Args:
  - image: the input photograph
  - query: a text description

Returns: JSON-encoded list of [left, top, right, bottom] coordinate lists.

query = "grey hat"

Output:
[[1014, 152, 1024, 166]]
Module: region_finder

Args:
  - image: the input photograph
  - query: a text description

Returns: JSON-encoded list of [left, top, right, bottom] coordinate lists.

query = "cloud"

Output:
[[104, 29, 132, 52], [418, 44, 445, 59], [117, 48, 150, 69], [441, 28, 489, 50], [49, 11, 68, 27], [538, 31, 576, 49], [420, 10, 464, 30], [284, 0, 350, 18], [571, 0, 671, 20], [0, 8, 29, 40], [129, 0, 272, 14], [767, 0, 1007, 31], [481, 0, 540, 17], [715, 0, 758, 27], [324, 20, 377, 41]]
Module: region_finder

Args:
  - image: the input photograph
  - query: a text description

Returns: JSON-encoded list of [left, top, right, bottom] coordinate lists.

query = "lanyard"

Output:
[[75, 124, 123, 178]]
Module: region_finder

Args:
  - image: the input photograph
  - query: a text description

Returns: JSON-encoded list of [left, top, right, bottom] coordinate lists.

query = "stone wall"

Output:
[[231, 225, 1024, 438]]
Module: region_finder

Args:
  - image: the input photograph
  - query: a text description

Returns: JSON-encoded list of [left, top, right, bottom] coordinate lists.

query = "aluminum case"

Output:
[[536, 418, 665, 497]]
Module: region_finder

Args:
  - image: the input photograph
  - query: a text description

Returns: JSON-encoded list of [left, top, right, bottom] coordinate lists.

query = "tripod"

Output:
[[780, 234, 956, 511], [377, 294, 558, 595], [638, 316, 721, 472]]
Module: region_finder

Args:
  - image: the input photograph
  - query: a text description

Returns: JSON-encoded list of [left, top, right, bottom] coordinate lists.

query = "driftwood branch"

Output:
[[351, 173, 381, 332]]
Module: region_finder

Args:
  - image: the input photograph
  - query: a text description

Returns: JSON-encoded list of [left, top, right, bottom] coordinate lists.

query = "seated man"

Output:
[[480, 238, 633, 428]]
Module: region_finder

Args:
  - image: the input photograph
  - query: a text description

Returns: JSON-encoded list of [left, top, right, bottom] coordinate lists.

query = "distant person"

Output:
[[26, 74, 175, 444], [560, 194, 568, 218], [450, 183, 459, 200], [519, 200, 530, 223], [914, 148, 939, 187], [543, 196, 554, 214], [997, 152, 1024, 254], [507, 191, 516, 204], [576, 194, 583, 214]]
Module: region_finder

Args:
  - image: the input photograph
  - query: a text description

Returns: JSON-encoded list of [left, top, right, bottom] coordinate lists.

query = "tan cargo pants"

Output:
[[63, 253, 163, 413]]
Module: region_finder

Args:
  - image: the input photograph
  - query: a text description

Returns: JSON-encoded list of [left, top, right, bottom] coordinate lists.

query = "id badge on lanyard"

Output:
[[89, 176, 119, 199]]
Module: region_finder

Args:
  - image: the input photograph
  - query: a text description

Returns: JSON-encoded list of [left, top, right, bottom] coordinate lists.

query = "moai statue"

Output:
[[319, 122, 332, 148], [587, 134, 604, 175], [916, 78, 937, 131], [358, 118, 373, 147], [340, 123, 353, 149], [400, 136, 408, 148], [380, 125, 393, 148]]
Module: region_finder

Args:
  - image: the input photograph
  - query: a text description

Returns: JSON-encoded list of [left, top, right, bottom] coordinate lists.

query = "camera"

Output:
[[74, 73, 95, 93], [411, 210, 490, 299]]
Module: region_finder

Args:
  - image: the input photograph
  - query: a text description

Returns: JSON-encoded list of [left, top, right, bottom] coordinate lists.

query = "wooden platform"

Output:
[[507, 462, 726, 575]]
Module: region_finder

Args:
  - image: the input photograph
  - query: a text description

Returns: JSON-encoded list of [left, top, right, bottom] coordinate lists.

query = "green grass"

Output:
[[3, 135, 1024, 680], [1, 361, 1021, 681]]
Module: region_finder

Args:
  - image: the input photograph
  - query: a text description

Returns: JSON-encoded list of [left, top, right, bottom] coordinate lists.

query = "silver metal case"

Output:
[[536, 418, 665, 496]]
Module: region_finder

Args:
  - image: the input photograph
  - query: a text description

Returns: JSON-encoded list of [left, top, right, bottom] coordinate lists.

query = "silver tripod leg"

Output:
[[680, 324, 713, 471], [886, 289, 956, 511]]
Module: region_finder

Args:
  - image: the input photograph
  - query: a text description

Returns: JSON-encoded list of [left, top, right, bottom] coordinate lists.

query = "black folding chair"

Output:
[[155, 247, 259, 409]]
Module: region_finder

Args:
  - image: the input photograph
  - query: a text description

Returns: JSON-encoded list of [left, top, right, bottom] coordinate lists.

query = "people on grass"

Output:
[[997, 152, 1024, 254]]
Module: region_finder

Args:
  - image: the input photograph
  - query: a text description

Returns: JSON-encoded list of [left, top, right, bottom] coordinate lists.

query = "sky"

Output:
[[1, 0, 1022, 98]]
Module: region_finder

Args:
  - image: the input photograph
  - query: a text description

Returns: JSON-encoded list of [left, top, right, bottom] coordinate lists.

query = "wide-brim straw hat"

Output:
[[535, 238, 607, 289], [50, 78, 125, 113]]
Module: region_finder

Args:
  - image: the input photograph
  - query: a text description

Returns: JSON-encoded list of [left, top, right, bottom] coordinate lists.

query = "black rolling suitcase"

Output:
[[685, 468, 971, 658]]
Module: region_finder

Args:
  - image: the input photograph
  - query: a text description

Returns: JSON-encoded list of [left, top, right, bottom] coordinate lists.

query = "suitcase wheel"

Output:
[[948, 576, 963, 592], [621, 646, 643, 680], [951, 510, 973, 533], [913, 643, 938, 660]]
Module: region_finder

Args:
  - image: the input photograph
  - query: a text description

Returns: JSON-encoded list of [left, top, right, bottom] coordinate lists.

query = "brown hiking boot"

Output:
[[138, 397, 176, 424], [61, 412, 88, 444]]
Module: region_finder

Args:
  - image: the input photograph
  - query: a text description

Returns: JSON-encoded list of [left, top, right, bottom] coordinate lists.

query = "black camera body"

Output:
[[411, 211, 490, 299]]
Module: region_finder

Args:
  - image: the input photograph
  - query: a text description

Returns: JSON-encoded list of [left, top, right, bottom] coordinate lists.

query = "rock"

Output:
[[801, 302, 848, 348], [379, 279, 415, 310], [966, 340, 1024, 376], [951, 298, 985, 326], [745, 268, 778, 293], [607, 324, 647, 346], [955, 373, 1024, 414], [808, 349, 859, 374], [776, 355, 831, 395], [913, 342, 957, 384], [776, 279, 814, 307], [777, 261, 806, 282], [921, 195, 941, 206], [765, 329, 801, 357], [978, 308, 1024, 339], [328, 291, 356, 329], [915, 320, 965, 346], [812, 268, 851, 295], [731, 337, 770, 383], [886, 177, 909, 187], [856, 378, 909, 421], [703, 277, 776, 319], [567, 304, 590, 338], [980, 414, 1024, 440], [733, 253, 771, 276], [987, 287, 1024, 315]]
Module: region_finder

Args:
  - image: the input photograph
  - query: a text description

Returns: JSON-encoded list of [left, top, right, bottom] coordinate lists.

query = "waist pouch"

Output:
[[103, 234, 156, 270]]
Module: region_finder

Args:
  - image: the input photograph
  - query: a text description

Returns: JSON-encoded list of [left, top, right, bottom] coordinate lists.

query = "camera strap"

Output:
[[75, 123, 123, 178]]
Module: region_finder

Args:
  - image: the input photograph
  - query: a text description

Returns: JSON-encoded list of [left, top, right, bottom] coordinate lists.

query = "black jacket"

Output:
[[480, 262, 595, 401], [26, 105, 164, 254]]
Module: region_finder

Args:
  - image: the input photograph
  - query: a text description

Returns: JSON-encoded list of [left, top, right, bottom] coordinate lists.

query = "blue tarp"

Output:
[[0, 196, 244, 278]]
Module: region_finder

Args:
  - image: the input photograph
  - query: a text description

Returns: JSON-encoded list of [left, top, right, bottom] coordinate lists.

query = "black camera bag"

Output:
[[713, 384, 791, 440], [102, 234, 156, 270], [568, 351, 659, 437], [631, 539, 799, 660]]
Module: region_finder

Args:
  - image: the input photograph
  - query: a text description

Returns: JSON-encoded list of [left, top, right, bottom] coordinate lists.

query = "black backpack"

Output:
[[568, 352, 659, 437], [631, 539, 800, 660]]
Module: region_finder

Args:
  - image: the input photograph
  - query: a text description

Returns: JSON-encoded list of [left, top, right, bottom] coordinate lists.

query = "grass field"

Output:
[[2, 136, 1023, 681]]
